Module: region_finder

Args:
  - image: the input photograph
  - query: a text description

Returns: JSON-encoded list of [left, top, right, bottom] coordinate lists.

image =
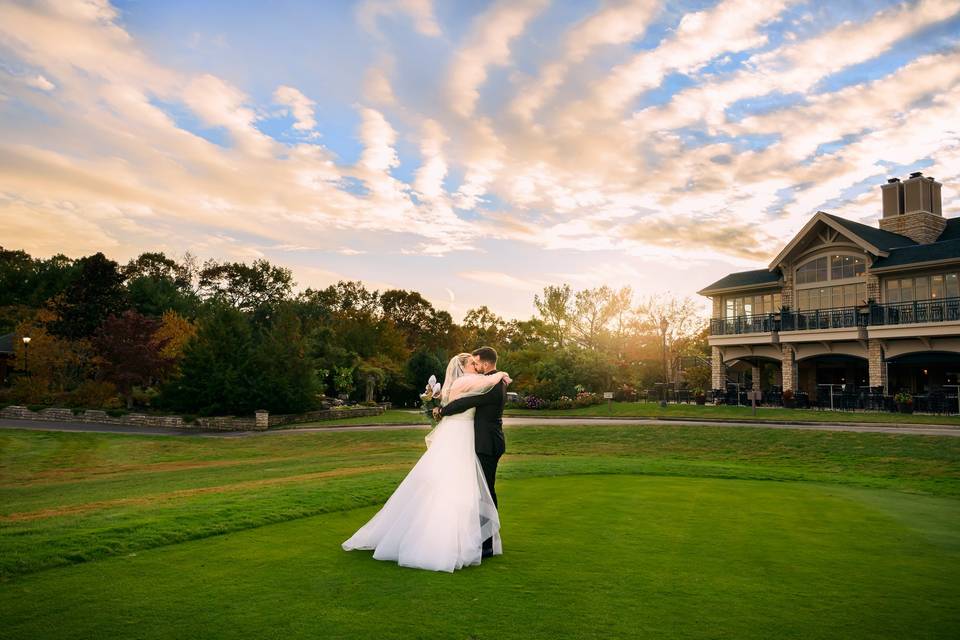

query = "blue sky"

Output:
[[1, 0, 959, 320]]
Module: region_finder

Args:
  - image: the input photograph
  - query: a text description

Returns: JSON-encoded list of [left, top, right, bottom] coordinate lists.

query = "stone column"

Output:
[[781, 345, 798, 392], [868, 340, 887, 392], [254, 410, 269, 431], [711, 346, 725, 390], [751, 363, 762, 390]]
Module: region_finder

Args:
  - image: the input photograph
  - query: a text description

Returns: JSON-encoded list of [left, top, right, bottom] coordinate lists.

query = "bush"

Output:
[[10, 377, 49, 405], [27, 404, 46, 412], [508, 392, 602, 411], [67, 380, 117, 409], [105, 408, 128, 417]]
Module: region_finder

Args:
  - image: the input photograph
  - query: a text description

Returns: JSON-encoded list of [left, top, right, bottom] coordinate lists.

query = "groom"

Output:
[[434, 346, 506, 558]]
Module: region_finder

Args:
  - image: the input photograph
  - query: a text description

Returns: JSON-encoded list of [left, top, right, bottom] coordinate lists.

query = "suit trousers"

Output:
[[477, 451, 501, 553]]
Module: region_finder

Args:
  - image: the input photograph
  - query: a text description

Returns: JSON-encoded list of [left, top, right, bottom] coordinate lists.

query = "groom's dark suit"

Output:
[[438, 370, 506, 554]]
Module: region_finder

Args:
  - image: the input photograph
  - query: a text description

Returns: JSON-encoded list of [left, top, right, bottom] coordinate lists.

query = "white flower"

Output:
[[433, 382, 441, 396], [428, 375, 437, 388]]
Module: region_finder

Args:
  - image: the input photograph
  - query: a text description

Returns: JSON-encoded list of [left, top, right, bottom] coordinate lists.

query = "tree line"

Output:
[[0, 247, 709, 415]]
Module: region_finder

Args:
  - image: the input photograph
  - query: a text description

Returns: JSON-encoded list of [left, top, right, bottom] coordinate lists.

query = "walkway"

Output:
[[2, 416, 959, 438]]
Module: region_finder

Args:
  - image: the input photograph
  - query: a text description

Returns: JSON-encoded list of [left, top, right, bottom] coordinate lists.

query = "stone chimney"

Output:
[[879, 172, 945, 244]]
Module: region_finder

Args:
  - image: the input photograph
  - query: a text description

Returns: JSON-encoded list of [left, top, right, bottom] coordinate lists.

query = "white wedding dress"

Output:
[[342, 408, 502, 572]]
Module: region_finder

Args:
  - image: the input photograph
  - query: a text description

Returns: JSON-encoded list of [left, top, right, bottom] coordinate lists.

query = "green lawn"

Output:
[[280, 408, 431, 427], [505, 401, 960, 425], [1, 425, 959, 638]]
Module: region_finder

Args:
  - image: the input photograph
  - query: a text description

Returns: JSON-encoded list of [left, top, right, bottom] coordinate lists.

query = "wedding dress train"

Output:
[[342, 408, 502, 572]]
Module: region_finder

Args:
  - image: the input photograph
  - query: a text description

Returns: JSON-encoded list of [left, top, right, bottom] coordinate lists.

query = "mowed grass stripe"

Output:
[[1, 463, 411, 523]]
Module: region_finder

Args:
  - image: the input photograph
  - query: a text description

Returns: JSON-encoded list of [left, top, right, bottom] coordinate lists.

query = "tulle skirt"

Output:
[[342, 409, 502, 572]]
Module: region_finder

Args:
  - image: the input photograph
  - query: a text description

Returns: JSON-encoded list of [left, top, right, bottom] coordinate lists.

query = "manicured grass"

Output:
[[1, 426, 959, 638], [506, 401, 960, 425], [281, 408, 430, 428]]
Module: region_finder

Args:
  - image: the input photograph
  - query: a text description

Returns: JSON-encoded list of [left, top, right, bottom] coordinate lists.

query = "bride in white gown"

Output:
[[342, 353, 509, 572]]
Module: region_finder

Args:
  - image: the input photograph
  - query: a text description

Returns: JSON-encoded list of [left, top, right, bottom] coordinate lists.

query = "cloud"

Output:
[[446, 0, 549, 118], [273, 85, 316, 131], [357, 0, 441, 37], [458, 270, 546, 292], [511, 0, 661, 121], [26, 74, 55, 91]]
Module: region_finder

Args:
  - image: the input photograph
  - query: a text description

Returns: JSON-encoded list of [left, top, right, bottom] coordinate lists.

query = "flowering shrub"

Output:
[[507, 392, 602, 411]]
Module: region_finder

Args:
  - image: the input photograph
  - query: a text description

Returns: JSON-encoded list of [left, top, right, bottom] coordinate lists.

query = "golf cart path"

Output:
[[1, 416, 959, 438]]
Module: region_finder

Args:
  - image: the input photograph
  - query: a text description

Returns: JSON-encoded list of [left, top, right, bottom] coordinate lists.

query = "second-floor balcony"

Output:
[[710, 297, 960, 336]]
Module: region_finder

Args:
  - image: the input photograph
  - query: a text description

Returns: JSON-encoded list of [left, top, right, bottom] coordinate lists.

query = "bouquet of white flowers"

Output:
[[420, 375, 442, 425]]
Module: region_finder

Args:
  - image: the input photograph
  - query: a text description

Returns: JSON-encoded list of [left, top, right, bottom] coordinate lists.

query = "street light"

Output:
[[22, 336, 30, 376]]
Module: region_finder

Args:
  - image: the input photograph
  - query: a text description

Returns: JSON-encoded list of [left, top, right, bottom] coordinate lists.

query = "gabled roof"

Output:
[[0, 333, 14, 355], [767, 211, 915, 270], [870, 237, 960, 271], [820, 213, 916, 251], [697, 268, 782, 295]]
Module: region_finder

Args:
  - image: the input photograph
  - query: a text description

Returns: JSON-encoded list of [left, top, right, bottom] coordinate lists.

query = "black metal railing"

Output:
[[869, 297, 960, 326], [709, 297, 960, 335], [709, 314, 779, 335], [780, 306, 867, 331]]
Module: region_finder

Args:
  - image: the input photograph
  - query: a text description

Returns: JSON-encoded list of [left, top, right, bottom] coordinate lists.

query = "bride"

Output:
[[342, 353, 509, 572]]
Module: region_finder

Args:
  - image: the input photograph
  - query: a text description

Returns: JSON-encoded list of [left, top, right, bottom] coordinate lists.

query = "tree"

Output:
[[248, 306, 319, 414], [461, 306, 505, 349], [570, 286, 616, 351], [153, 310, 197, 363], [380, 289, 435, 344], [124, 252, 199, 318], [13, 310, 97, 399], [635, 294, 705, 384], [159, 304, 255, 415], [0, 248, 78, 310], [197, 259, 293, 312], [49, 253, 126, 340], [534, 284, 571, 348], [94, 311, 173, 407]]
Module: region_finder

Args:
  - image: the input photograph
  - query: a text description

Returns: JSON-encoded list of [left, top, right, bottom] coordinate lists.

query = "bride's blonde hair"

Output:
[[440, 353, 473, 406]]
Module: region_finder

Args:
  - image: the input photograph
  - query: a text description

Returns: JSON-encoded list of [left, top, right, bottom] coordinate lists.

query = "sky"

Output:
[[1, 0, 959, 321]]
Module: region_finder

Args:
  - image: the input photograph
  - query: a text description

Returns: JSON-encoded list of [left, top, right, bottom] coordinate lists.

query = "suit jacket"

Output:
[[439, 370, 506, 457]]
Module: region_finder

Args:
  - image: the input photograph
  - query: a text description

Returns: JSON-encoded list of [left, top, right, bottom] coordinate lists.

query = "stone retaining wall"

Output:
[[0, 404, 385, 431]]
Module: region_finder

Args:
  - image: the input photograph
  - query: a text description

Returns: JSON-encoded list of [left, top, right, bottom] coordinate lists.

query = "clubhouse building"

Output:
[[699, 172, 960, 407]]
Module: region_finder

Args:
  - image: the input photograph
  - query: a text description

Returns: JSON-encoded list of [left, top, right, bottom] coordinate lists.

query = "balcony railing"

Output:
[[869, 297, 960, 325], [710, 297, 960, 336]]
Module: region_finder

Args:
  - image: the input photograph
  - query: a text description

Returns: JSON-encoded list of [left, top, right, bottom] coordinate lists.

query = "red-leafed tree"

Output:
[[94, 310, 173, 407]]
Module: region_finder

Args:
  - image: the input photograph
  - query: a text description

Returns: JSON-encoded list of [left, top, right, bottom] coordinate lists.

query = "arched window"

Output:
[[795, 253, 867, 310]]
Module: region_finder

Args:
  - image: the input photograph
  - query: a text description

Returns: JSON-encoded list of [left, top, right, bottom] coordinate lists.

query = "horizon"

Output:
[[1, 0, 959, 322]]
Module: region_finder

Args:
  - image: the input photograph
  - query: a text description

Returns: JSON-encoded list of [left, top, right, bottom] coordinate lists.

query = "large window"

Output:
[[794, 253, 867, 310], [796, 257, 828, 284], [886, 271, 960, 303], [797, 254, 866, 284], [724, 292, 782, 318], [797, 284, 866, 311], [830, 255, 866, 279]]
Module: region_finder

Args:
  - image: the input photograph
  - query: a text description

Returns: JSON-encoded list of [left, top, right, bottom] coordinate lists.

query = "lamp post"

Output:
[[22, 336, 31, 377]]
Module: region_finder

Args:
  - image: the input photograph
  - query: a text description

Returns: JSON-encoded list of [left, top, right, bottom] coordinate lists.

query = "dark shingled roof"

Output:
[[937, 217, 960, 242], [871, 237, 960, 270], [821, 213, 916, 251], [699, 268, 782, 294], [0, 333, 14, 355]]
